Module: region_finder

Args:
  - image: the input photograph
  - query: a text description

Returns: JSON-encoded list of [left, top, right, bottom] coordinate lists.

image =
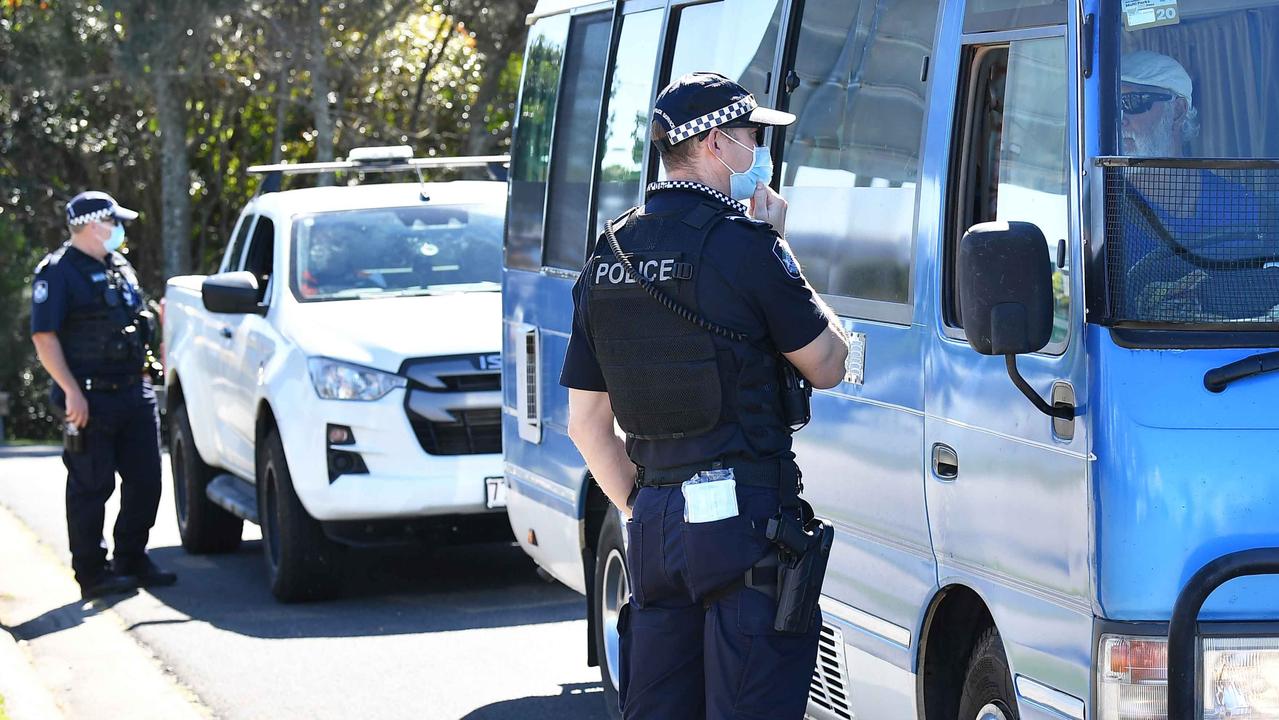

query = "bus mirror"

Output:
[[958, 221, 1053, 356]]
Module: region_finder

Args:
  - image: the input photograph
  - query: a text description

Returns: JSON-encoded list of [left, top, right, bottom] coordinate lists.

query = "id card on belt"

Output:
[[682, 468, 738, 523]]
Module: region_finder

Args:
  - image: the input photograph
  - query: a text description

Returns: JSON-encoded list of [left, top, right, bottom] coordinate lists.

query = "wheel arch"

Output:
[[917, 583, 1000, 720]]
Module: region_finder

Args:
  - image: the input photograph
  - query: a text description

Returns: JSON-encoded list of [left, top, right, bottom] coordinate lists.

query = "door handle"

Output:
[[219, 326, 233, 340], [931, 443, 958, 480]]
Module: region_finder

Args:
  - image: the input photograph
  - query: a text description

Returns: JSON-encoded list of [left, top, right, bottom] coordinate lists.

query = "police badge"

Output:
[[772, 239, 802, 280], [33, 280, 49, 304]]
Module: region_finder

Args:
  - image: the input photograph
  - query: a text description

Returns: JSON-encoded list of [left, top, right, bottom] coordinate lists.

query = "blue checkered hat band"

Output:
[[664, 95, 757, 145], [67, 208, 112, 226]]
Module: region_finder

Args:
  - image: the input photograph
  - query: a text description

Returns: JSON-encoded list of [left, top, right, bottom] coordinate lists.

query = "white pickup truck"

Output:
[[163, 149, 511, 601]]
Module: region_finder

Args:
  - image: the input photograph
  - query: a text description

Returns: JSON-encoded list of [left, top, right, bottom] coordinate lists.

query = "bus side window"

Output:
[[778, 0, 942, 320], [543, 12, 612, 271], [593, 9, 663, 235], [656, 0, 784, 182], [949, 37, 1071, 348], [506, 15, 570, 272]]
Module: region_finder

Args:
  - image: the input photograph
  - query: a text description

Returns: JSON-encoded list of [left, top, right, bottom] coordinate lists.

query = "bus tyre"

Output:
[[258, 428, 340, 603], [171, 402, 243, 554], [592, 508, 627, 720], [958, 627, 1020, 720]]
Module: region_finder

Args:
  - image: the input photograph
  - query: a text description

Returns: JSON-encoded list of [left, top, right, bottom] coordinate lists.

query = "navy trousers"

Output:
[[56, 380, 162, 584], [619, 483, 819, 720]]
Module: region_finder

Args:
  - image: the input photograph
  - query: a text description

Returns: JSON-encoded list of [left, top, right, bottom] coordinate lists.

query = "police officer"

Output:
[[30, 191, 177, 599], [562, 72, 849, 719]]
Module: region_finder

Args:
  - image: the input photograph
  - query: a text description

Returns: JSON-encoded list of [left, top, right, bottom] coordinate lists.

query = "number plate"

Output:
[[485, 476, 508, 509]]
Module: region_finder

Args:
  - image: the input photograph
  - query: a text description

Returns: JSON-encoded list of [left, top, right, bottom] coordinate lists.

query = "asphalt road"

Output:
[[0, 446, 609, 720]]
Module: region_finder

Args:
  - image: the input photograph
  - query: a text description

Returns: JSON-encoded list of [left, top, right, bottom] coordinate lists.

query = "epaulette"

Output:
[[33, 244, 70, 274], [724, 214, 780, 238], [606, 206, 640, 235]]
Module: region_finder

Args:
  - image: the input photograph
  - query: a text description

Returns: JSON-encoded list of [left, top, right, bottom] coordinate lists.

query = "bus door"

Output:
[[922, 1, 1093, 705], [770, 0, 943, 714]]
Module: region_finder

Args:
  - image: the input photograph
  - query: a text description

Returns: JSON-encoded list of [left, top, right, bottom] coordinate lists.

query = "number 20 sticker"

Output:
[[1122, 0, 1180, 30]]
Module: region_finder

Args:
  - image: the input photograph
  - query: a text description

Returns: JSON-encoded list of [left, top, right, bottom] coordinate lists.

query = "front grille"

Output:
[[410, 408, 502, 456], [438, 373, 499, 392], [809, 622, 854, 719]]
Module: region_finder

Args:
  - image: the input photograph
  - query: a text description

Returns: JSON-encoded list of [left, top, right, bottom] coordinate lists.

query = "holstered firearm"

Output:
[[765, 502, 834, 634]]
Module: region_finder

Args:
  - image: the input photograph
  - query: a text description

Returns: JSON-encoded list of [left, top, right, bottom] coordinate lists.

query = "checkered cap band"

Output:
[[663, 95, 757, 145], [67, 208, 113, 226]]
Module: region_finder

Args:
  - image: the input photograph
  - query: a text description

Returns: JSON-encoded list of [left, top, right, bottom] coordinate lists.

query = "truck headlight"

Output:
[[1098, 634, 1279, 720], [307, 357, 406, 401], [1203, 637, 1279, 719]]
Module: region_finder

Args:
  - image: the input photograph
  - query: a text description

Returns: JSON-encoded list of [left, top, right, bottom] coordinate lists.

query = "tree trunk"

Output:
[[466, 11, 531, 156], [308, 0, 335, 184], [151, 69, 191, 279]]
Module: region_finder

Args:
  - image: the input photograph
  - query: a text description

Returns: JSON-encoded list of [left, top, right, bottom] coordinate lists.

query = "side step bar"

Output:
[[206, 473, 260, 524]]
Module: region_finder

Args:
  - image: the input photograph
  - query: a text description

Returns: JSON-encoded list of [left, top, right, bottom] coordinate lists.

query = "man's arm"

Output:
[[567, 388, 636, 518], [784, 297, 849, 390], [32, 332, 89, 427]]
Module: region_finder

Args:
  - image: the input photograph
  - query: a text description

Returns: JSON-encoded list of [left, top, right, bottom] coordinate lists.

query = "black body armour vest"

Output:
[[585, 202, 790, 457], [59, 251, 148, 378]]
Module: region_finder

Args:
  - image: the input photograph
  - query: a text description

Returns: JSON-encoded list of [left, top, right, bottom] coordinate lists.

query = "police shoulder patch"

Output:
[[33, 280, 49, 304], [772, 238, 802, 280]]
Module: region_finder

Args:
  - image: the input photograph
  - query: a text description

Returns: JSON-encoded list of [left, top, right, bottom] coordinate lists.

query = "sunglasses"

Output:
[[719, 124, 767, 146], [1121, 91, 1174, 115]]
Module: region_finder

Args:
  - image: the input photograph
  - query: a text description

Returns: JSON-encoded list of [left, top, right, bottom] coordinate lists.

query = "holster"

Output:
[[766, 503, 835, 634]]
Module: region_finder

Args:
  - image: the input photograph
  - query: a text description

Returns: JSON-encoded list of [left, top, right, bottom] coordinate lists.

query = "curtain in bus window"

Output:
[[543, 13, 611, 271], [506, 15, 569, 271], [594, 10, 663, 237], [1119, 5, 1279, 158], [780, 0, 940, 307]]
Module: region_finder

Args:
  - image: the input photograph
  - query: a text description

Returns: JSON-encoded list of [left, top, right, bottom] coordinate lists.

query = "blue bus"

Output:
[[500, 1, 1279, 718]]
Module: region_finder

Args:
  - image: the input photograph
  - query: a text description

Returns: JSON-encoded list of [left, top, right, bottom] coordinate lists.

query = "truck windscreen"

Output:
[[291, 204, 503, 301]]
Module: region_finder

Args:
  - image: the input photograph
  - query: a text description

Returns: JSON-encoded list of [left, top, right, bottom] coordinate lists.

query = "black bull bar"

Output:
[[1168, 548, 1279, 719]]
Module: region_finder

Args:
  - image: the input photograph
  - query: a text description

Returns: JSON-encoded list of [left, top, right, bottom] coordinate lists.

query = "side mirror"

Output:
[[958, 221, 1072, 420], [202, 272, 266, 315], [958, 221, 1054, 355]]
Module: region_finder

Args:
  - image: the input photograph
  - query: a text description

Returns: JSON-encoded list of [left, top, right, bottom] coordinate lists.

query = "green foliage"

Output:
[[0, 0, 534, 439]]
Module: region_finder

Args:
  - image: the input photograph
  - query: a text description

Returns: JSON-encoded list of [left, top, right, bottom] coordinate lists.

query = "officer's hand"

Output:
[[65, 388, 89, 428], [749, 182, 788, 233]]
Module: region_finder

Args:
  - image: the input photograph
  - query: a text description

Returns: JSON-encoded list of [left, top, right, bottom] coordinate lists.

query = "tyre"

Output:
[[170, 402, 243, 553], [257, 428, 340, 603], [957, 627, 1021, 720], [592, 508, 627, 720]]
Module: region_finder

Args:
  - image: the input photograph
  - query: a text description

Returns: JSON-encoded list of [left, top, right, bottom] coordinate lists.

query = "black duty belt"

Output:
[[636, 458, 796, 490], [79, 374, 141, 392]]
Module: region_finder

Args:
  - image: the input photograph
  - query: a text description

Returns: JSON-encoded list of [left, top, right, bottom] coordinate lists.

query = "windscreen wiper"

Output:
[[1204, 350, 1279, 393]]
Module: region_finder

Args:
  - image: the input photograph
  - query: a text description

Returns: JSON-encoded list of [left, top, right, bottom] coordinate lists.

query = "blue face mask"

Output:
[[715, 130, 774, 200], [104, 223, 126, 253]]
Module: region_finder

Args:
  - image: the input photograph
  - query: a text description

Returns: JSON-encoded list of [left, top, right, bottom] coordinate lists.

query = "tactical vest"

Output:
[[59, 250, 147, 378], [584, 202, 790, 456]]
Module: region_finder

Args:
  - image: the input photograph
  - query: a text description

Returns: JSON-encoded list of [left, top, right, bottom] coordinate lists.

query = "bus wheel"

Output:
[[592, 508, 627, 720], [957, 627, 1020, 720]]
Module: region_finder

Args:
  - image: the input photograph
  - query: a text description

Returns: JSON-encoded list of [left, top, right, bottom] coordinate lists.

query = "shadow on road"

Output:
[[7, 591, 139, 642], [459, 682, 609, 720], [130, 539, 586, 640]]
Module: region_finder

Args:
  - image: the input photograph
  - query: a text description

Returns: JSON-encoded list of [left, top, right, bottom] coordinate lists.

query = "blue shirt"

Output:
[[31, 243, 145, 359], [560, 187, 829, 467]]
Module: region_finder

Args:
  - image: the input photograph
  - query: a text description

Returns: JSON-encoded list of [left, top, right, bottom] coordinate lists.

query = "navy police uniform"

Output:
[[30, 192, 166, 594], [561, 73, 827, 719]]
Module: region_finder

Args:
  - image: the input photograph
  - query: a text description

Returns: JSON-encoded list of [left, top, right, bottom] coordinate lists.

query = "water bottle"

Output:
[[64, 420, 85, 454]]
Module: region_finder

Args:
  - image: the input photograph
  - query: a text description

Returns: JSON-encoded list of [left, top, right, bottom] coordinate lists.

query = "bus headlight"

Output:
[[307, 357, 406, 401], [1098, 634, 1279, 720], [1202, 637, 1279, 719]]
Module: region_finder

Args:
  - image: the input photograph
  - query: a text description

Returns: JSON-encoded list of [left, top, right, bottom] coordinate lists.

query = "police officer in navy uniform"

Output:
[[562, 72, 849, 719], [31, 191, 177, 599]]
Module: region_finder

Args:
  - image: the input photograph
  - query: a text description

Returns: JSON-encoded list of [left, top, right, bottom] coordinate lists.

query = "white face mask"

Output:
[[104, 223, 126, 252]]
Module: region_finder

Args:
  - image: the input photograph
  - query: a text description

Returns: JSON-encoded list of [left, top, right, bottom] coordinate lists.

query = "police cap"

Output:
[[653, 71, 795, 146], [66, 190, 139, 226]]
